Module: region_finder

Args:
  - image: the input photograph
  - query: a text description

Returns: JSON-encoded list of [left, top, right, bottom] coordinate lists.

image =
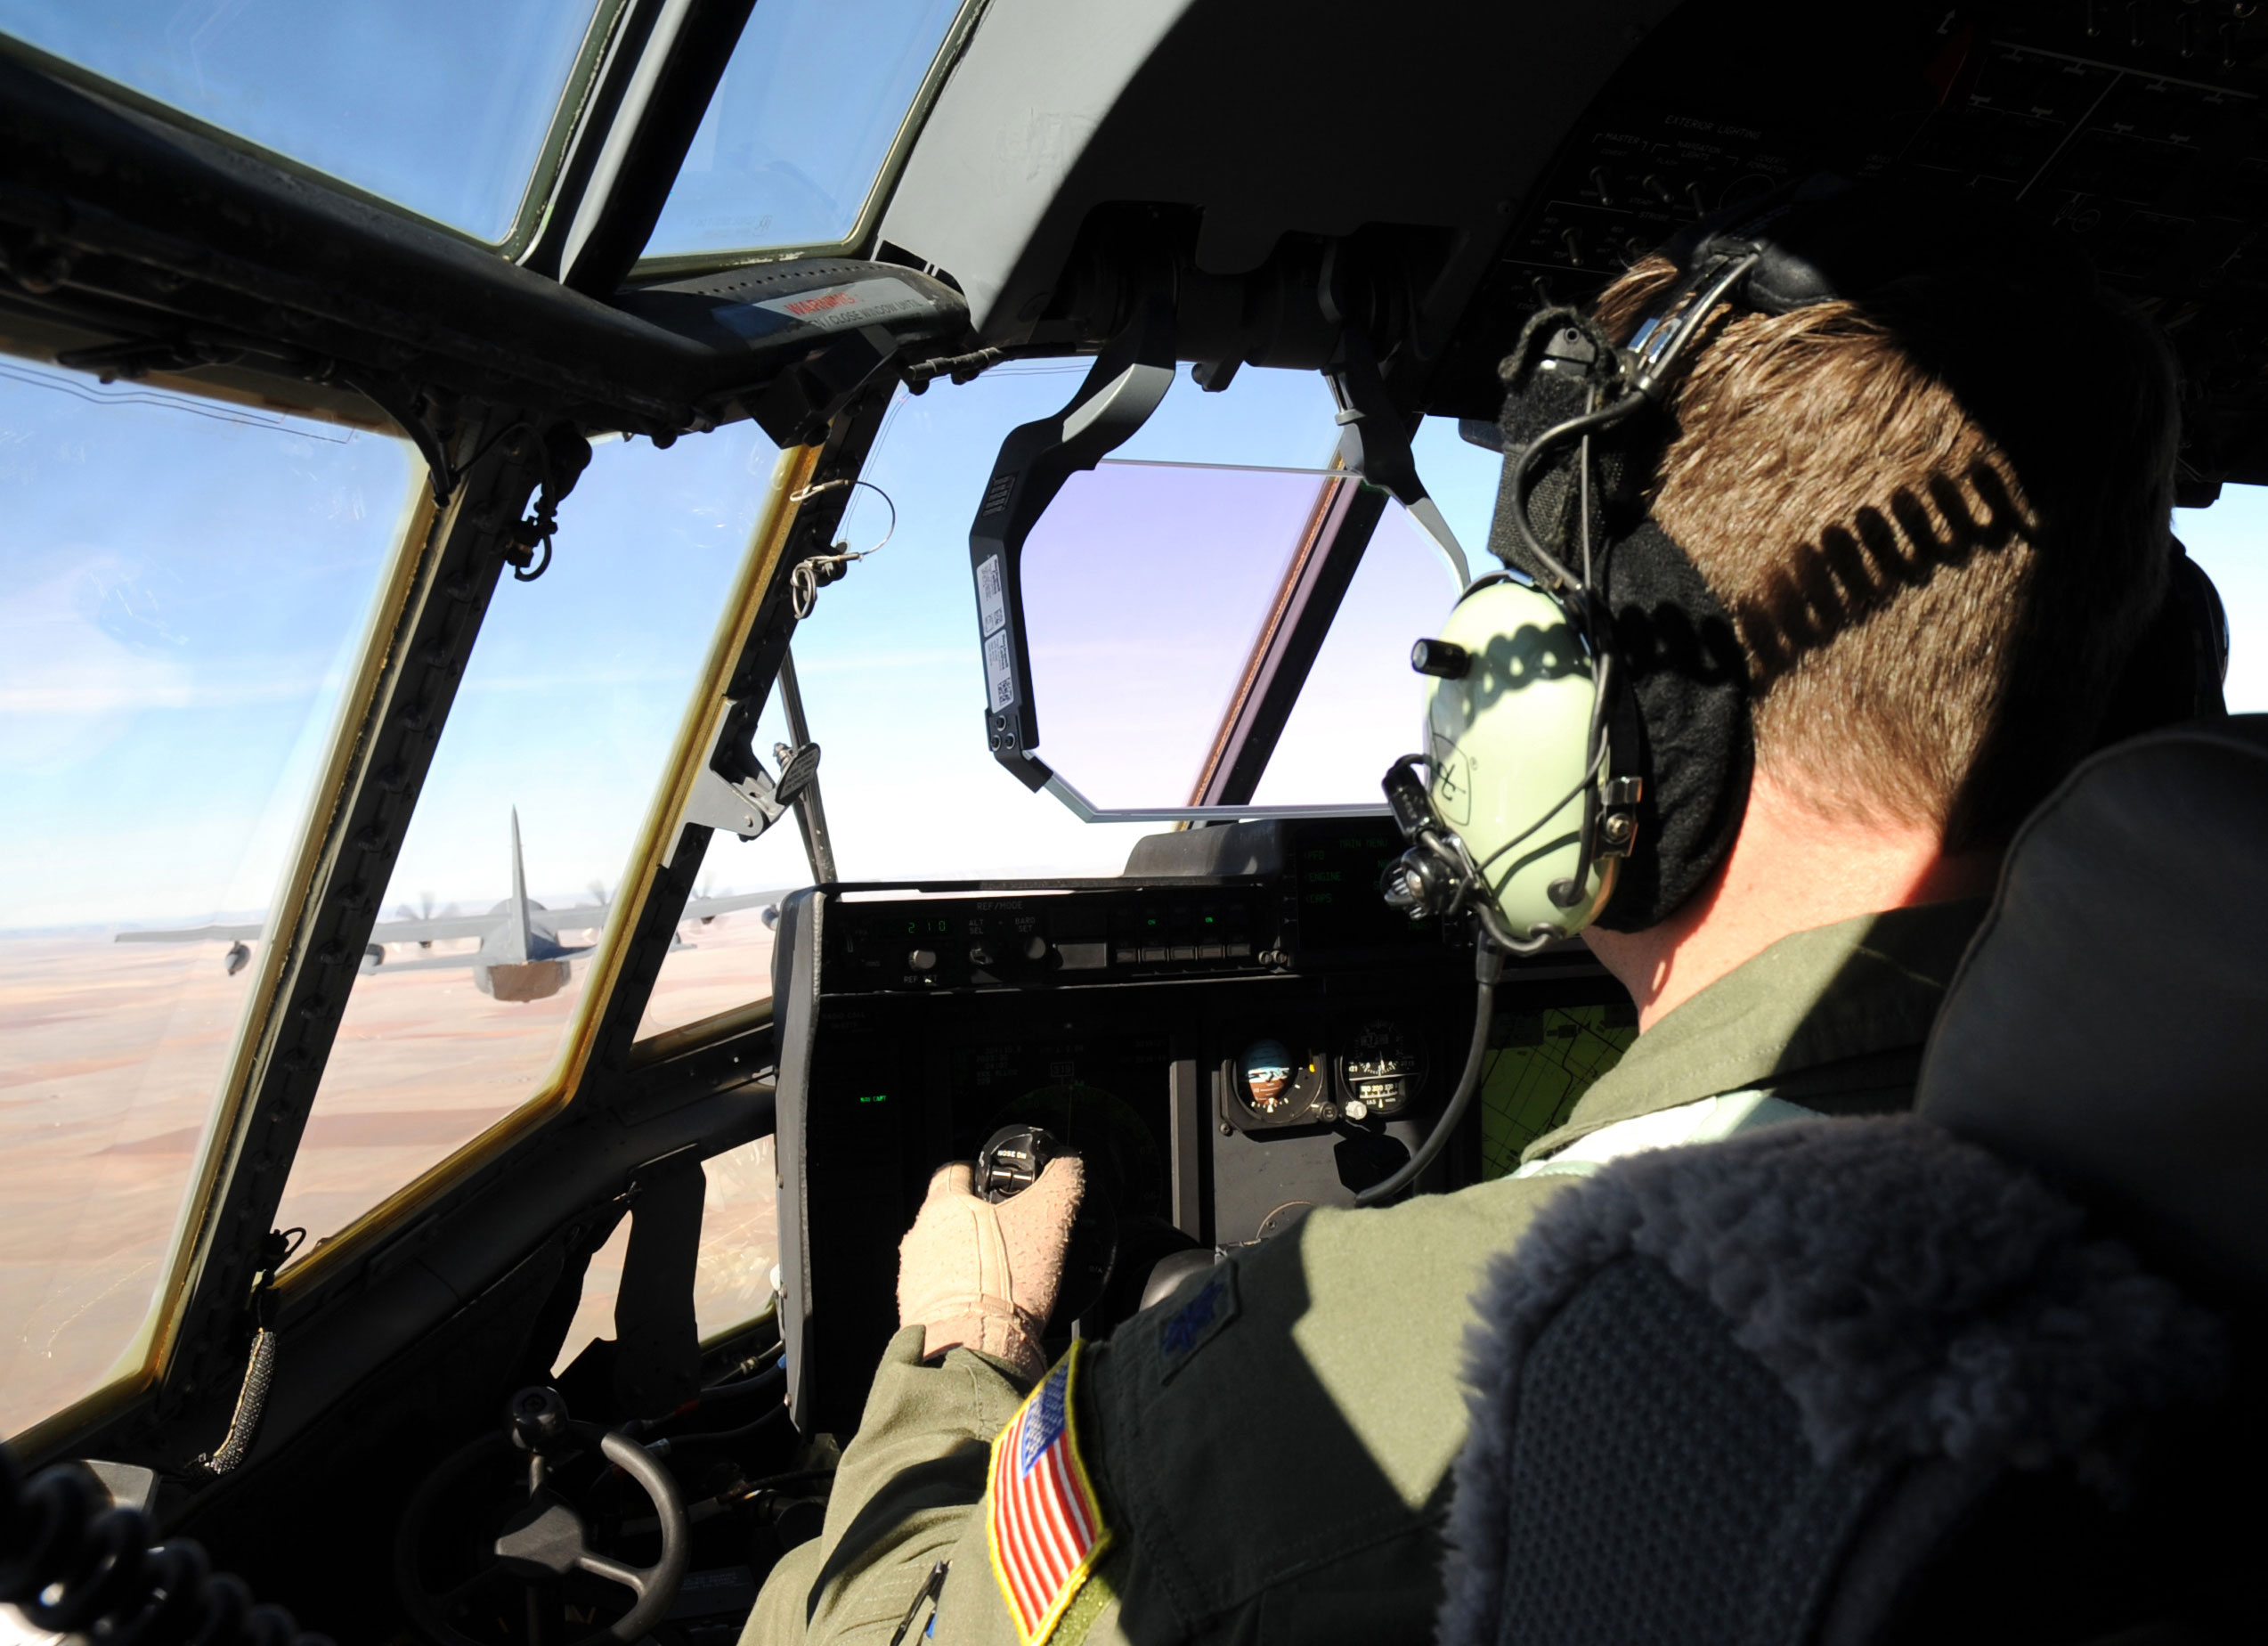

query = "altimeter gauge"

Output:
[[1336, 1019, 1427, 1119]]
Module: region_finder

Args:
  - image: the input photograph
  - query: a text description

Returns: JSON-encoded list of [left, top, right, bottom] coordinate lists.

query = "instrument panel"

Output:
[[770, 818, 1628, 1434]]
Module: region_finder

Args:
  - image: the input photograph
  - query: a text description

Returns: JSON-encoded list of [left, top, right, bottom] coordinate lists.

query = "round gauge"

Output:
[[1240, 1039, 1298, 1113], [1337, 1020, 1427, 1116]]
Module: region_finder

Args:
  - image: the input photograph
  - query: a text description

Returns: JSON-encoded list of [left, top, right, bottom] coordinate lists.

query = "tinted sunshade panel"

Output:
[[272, 423, 779, 1262], [0, 364, 419, 1439], [641, 0, 971, 262], [0, 0, 615, 244]]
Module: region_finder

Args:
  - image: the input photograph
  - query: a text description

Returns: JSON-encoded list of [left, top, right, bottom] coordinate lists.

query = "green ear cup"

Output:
[[1423, 577, 1615, 940]]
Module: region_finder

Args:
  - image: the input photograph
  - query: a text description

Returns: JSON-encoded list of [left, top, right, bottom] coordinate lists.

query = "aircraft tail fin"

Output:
[[508, 807, 534, 960]]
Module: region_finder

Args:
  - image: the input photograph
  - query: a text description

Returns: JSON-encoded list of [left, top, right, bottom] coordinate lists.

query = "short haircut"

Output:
[[1592, 232, 2178, 850]]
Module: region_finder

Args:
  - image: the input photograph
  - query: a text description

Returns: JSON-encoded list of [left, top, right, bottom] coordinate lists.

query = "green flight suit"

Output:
[[744, 901, 1983, 1646]]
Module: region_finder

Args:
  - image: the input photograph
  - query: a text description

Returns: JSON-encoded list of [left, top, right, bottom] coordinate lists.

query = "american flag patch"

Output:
[[986, 1343, 1111, 1644]]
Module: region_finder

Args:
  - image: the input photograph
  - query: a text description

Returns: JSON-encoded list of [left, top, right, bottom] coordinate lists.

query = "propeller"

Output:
[[695, 876, 726, 925], [397, 891, 446, 949]]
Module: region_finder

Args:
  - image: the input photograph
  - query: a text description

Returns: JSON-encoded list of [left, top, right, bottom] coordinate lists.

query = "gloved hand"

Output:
[[897, 1155, 1084, 1381]]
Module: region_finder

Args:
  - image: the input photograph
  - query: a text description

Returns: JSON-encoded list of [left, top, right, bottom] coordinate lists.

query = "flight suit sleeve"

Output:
[[743, 1325, 1030, 1646]]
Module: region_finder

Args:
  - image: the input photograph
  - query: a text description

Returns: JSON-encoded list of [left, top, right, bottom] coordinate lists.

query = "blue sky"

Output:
[[651, 0, 966, 257], [0, 0, 603, 241], [3, 349, 2263, 934], [0, 0, 972, 256]]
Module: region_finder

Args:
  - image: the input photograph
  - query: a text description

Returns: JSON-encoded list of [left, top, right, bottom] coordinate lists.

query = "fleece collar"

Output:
[[1525, 899, 1987, 1164]]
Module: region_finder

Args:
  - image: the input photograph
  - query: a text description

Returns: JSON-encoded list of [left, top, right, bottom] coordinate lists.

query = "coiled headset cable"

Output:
[[0, 1444, 331, 1644]]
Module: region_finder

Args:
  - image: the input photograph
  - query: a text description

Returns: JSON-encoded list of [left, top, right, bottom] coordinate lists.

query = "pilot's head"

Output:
[[1396, 183, 2186, 954], [1589, 208, 2178, 868]]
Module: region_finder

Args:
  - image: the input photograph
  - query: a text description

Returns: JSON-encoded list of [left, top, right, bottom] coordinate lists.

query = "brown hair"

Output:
[[1593, 245, 2178, 849]]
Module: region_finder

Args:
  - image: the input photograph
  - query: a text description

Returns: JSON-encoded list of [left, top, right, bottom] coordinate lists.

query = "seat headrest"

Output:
[[1917, 715, 2268, 1305]]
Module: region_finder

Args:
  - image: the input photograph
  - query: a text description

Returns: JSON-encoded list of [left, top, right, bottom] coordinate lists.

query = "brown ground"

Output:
[[1, 914, 780, 1441]]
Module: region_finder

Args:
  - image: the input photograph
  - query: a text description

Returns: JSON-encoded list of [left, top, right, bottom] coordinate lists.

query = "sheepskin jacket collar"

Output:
[[1525, 899, 1987, 1164]]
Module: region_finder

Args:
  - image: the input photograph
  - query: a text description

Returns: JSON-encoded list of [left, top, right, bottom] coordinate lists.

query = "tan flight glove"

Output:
[[897, 1155, 1084, 1381]]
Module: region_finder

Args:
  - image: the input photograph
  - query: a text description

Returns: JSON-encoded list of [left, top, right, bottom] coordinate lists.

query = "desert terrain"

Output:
[[0, 910, 780, 1440]]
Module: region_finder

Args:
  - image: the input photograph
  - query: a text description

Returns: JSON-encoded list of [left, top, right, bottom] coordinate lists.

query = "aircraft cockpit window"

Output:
[[638, 0, 973, 266], [272, 423, 782, 1264], [0, 362, 419, 1439], [1247, 423, 1500, 806], [634, 367, 1361, 1042], [0, 1, 616, 245], [631, 375, 1503, 1047]]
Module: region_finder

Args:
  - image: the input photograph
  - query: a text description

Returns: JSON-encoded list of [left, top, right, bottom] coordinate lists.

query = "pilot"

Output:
[[743, 185, 2182, 1646]]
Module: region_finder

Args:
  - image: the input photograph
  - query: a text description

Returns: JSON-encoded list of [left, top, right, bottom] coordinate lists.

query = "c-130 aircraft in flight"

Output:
[[115, 809, 788, 1002]]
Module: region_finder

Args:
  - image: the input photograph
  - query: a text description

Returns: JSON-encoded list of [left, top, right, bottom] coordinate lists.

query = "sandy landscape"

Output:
[[0, 912, 781, 1440]]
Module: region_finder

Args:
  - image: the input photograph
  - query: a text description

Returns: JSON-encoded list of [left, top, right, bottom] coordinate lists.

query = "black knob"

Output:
[[1410, 639, 1470, 679], [977, 1125, 1060, 1202], [508, 1386, 570, 1454]]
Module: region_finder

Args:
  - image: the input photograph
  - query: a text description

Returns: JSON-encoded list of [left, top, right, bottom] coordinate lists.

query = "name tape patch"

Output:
[[987, 1344, 1110, 1645], [1157, 1262, 1238, 1382]]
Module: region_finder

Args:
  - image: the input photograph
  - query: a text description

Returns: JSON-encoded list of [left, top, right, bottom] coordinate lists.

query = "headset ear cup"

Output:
[[1589, 522, 1754, 933]]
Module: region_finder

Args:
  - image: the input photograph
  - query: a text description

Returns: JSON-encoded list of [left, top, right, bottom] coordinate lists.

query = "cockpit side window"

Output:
[[0, 363, 419, 1439], [272, 424, 779, 1267], [1248, 420, 1500, 805]]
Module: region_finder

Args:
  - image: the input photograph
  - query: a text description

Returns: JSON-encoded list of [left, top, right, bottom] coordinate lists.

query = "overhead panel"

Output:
[[876, 0, 1684, 342]]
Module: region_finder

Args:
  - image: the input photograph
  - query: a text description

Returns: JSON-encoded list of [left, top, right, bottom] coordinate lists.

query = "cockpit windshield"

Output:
[[640, 0, 973, 265], [0, 0, 614, 244]]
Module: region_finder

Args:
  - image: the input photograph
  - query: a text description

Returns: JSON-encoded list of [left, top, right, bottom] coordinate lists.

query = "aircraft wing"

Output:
[[535, 904, 612, 934], [682, 887, 797, 921], [369, 912, 498, 944], [115, 923, 264, 943], [364, 950, 485, 974], [362, 945, 597, 975]]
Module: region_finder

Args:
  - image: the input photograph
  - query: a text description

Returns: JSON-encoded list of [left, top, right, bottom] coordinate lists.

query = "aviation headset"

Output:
[[1378, 176, 2231, 957]]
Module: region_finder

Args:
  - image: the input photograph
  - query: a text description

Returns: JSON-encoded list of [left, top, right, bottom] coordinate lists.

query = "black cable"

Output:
[[643, 1406, 789, 1459], [1354, 947, 1507, 1207], [693, 1359, 785, 1404], [0, 1444, 332, 1644]]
